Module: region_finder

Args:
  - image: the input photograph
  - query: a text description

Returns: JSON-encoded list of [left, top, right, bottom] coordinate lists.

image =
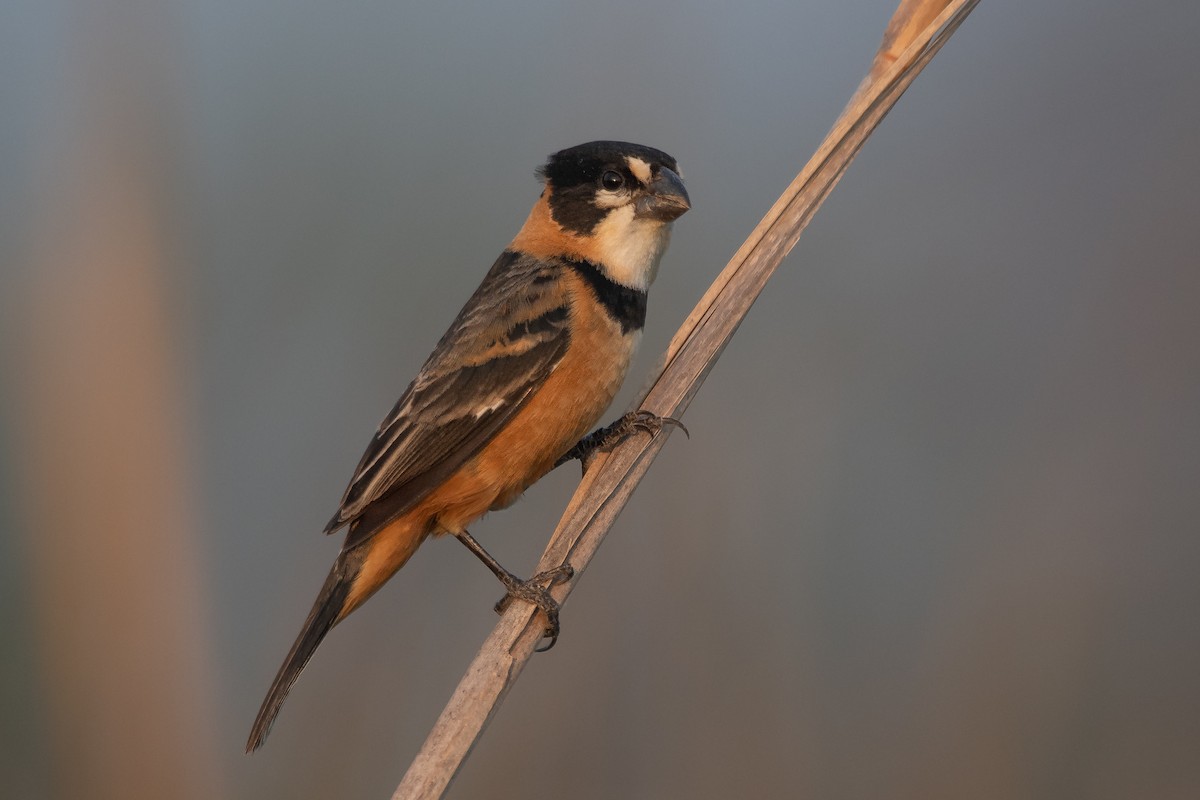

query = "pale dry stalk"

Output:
[[395, 1, 980, 797]]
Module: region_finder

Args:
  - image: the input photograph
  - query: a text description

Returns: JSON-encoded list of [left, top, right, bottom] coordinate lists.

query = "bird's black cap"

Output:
[[537, 141, 679, 189]]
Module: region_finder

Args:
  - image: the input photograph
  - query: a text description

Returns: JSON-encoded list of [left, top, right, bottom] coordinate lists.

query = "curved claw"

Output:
[[556, 410, 689, 471], [493, 564, 574, 651], [534, 613, 560, 652], [629, 410, 689, 440]]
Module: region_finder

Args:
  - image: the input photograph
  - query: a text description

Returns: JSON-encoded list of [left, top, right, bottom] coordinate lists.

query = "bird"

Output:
[[246, 140, 690, 751]]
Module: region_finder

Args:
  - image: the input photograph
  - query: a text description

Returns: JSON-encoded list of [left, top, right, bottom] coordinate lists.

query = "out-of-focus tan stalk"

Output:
[[12, 4, 223, 799], [394, 1, 979, 798]]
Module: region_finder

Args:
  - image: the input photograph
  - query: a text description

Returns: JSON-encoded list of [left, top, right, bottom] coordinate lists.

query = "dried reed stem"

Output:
[[394, 2, 980, 797]]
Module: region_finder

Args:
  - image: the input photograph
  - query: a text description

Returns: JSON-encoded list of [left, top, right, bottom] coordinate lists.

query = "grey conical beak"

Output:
[[636, 167, 690, 221]]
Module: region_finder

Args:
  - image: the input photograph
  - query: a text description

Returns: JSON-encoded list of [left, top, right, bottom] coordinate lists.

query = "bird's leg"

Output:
[[454, 530, 574, 652], [555, 410, 689, 472]]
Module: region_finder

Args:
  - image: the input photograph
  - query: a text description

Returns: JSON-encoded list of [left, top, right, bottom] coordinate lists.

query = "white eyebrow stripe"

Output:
[[626, 156, 652, 184]]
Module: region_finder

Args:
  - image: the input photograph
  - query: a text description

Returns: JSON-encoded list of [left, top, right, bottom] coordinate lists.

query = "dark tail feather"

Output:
[[246, 546, 366, 752]]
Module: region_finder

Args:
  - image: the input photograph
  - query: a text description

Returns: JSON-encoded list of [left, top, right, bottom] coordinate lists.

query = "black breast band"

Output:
[[563, 257, 647, 334]]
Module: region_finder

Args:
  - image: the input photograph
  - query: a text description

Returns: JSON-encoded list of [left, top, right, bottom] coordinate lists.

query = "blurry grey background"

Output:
[[3, 1, 1199, 798]]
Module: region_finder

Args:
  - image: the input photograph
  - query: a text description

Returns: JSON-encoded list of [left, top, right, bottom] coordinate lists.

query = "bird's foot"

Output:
[[556, 410, 689, 471], [493, 565, 575, 652]]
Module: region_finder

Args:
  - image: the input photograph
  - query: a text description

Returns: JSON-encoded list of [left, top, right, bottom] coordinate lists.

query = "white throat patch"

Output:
[[591, 205, 672, 291]]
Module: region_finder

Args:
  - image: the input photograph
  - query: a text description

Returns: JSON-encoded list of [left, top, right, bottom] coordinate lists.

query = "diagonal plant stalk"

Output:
[[394, 1, 980, 797]]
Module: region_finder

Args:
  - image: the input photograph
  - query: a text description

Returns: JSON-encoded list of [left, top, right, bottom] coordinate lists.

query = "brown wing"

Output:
[[323, 250, 571, 545]]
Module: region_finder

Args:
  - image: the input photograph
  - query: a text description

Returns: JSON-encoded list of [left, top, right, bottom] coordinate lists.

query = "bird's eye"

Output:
[[601, 170, 625, 191]]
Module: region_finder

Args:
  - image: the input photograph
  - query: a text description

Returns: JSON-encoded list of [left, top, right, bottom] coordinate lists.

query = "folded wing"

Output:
[[323, 251, 572, 546]]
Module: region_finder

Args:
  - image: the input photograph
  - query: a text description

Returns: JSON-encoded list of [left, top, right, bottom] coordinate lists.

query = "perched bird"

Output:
[[247, 140, 690, 751]]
